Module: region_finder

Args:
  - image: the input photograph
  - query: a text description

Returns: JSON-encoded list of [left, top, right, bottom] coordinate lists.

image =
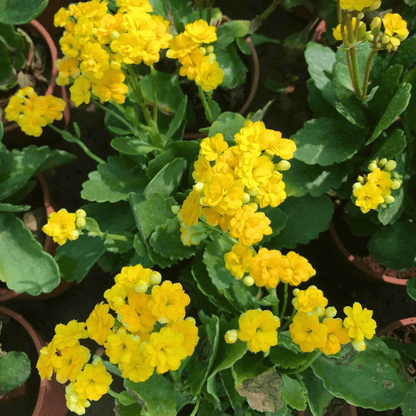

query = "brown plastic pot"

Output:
[[329, 221, 410, 286], [0, 174, 72, 302], [183, 36, 260, 140], [1, 19, 70, 137], [0, 305, 67, 416]]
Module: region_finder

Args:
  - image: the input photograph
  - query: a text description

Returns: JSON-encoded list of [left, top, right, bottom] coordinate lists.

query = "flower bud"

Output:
[[391, 179, 402, 190], [356, 12, 364, 20], [134, 281, 149, 293], [368, 162, 378, 171], [384, 160, 397, 171], [293, 288, 300, 296], [92, 355, 103, 365], [150, 271, 162, 286], [206, 45, 214, 54], [370, 17, 381, 37], [381, 34, 390, 45], [379, 203, 387, 209], [357, 175, 365, 184], [375, 42, 382, 49], [353, 182, 362, 190], [195, 182, 204, 192], [325, 306, 337, 318], [110, 60, 121, 70], [225, 329, 238, 344], [199, 47, 206, 55], [243, 193, 250, 204], [384, 195, 395, 204], [76, 217, 86, 229], [275, 160, 291, 171], [110, 31, 120, 41], [243, 276, 255, 287], [378, 158, 387, 167], [369, 0, 381, 11], [367, 33, 374, 42], [171, 205, 180, 215], [70, 230, 80, 240], [76, 209, 87, 218]]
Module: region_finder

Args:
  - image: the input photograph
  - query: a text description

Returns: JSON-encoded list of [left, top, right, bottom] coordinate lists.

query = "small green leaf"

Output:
[[0, 351, 31, 395], [104, 232, 134, 254], [0, 203, 30, 212], [208, 99, 221, 121], [216, 43, 248, 89], [293, 118, 366, 166], [406, 279, 416, 302], [124, 373, 176, 416], [232, 353, 271, 387], [249, 100, 275, 122], [110, 138, 159, 155], [377, 129, 407, 160], [368, 221, 416, 270], [367, 82, 412, 144], [162, 96, 188, 143], [280, 374, 307, 411], [401, 381, 416, 416], [208, 111, 246, 143], [0, 0, 48, 24], [216, 20, 250, 50]]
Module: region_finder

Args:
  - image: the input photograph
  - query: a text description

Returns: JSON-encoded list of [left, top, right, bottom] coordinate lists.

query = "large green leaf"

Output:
[[216, 43, 248, 89], [366, 82, 412, 145], [0, 351, 31, 395], [401, 382, 416, 416], [368, 221, 416, 270], [390, 34, 416, 70], [376, 129, 407, 160], [267, 194, 334, 249], [110, 137, 160, 155], [312, 339, 409, 411], [124, 373, 176, 416], [0, 213, 60, 295], [404, 66, 416, 132], [280, 374, 307, 411], [161, 96, 188, 143], [81, 155, 148, 203], [293, 118, 366, 166], [208, 111, 246, 143], [216, 20, 250, 50], [0, 0, 48, 25], [406, 279, 416, 302]]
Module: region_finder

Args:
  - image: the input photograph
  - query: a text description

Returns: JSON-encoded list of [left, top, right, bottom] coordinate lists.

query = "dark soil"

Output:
[[1, 1, 415, 415]]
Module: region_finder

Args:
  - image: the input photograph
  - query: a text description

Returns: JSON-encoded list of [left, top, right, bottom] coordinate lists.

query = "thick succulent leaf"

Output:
[[216, 20, 250, 50], [267, 194, 334, 249], [208, 111, 246, 143], [0, 351, 31, 395], [312, 339, 409, 411], [0, 203, 30, 212], [0, 0, 48, 25], [293, 118, 366, 166], [0, 212, 60, 295], [216, 43, 248, 89], [280, 374, 307, 411], [376, 129, 406, 160]]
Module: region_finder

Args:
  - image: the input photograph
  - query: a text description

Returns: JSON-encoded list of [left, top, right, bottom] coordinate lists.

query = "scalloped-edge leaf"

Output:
[[0, 212, 60, 295], [232, 351, 270, 387], [401, 381, 416, 416], [0, 203, 30, 212], [280, 374, 307, 411], [267, 194, 334, 249], [208, 112, 246, 143], [0, 351, 31, 395], [312, 339, 409, 411]]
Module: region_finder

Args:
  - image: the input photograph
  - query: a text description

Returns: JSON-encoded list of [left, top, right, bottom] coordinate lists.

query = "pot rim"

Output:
[[377, 317, 416, 337]]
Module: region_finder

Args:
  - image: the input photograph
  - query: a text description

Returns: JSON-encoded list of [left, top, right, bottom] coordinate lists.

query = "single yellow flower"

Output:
[[42, 209, 79, 245]]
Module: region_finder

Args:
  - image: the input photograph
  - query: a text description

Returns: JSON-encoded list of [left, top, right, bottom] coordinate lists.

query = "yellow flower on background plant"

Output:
[[52, 344, 91, 383], [118, 347, 154, 382], [37, 341, 57, 380], [235, 153, 275, 190], [237, 309, 280, 353], [115, 264, 153, 291], [42, 208, 79, 245], [343, 302, 376, 351], [234, 120, 268, 156], [91, 68, 129, 104], [320, 318, 350, 355], [281, 251, 316, 286], [65, 383, 91, 415], [333, 18, 366, 42], [200, 133, 229, 162], [264, 129, 297, 160], [292, 286, 328, 314], [255, 171, 286, 208], [367, 168, 393, 198], [52, 320, 88, 350], [103, 282, 128, 310], [86, 302, 115, 345], [289, 312, 328, 353], [116, 0, 153, 14], [224, 243, 254, 279], [180, 188, 203, 227], [184, 20, 217, 44], [353, 182, 384, 213], [168, 317, 199, 356], [104, 327, 141, 365], [54, 7, 71, 27], [383, 13, 409, 41], [70, 75, 91, 107], [339, 0, 376, 11], [195, 60, 225, 92]]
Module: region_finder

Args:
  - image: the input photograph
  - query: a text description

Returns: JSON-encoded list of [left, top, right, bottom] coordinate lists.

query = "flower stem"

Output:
[[93, 100, 138, 134], [361, 48, 377, 99], [49, 124, 105, 164], [150, 65, 158, 124], [345, 17, 362, 97], [198, 86, 214, 124], [190, 396, 201, 416], [279, 307, 296, 331], [258, 0, 282, 25], [266, 287, 280, 317], [279, 283, 288, 321]]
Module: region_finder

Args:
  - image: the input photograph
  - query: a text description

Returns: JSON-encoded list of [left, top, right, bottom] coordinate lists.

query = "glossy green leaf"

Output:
[[401, 381, 416, 416], [307, 80, 340, 120], [377, 129, 406, 160], [208, 111, 246, 143], [124, 373, 176, 416], [267, 194, 334, 249], [280, 374, 307, 411], [110, 137, 159, 155], [334, 96, 368, 128], [162, 95, 188, 143], [0, 202, 30, 212], [366, 82, 412, 144], [0, 41, 13, 86], [404, 66, 416, 132], [368, 221, 416, 270], [104, 231, 134, 254], [0, 213, 60, 295], [232, 352, 270, 387], [81, 155, 148, 203], [143, 157, 186, 199], [0, 0, 48, 25], [390, 34, 416, 69], [216, 20, 250, 50], [406, 278, 416, 302], [0, 351, 31, 394], [312, 339, 409, 411], [216, 43, 248, 89], [293, 118, 366, 166], [221, 367, 246, 413]]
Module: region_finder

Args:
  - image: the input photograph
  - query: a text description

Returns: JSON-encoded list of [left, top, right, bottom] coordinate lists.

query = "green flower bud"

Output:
[[368, 162, 378, 171], [381, 34, 390, 45], [353, 182, 362, 190], [275, 160, 291, 171], [243, 276, 255, 287], [370, 17, 381, 37], [384, 160, 397, 171], [391, 179, 402, 190], [76, 217, 86, 229], [384, 195, 395, 204], [76, 209, 87, 218], [378, 158, 387, 167]]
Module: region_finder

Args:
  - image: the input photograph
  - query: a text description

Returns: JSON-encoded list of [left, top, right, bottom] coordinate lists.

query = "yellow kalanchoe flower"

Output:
[[70, 75, 91, 107], [184, 20, 217, 44], [86, 302, 115, 345], [37, 341, 57, 380], [52, 320, 89, 350], [65, 383, 91, 415], [52, 344, 91, 384], [353, 182, 384, 213], [224, 243, 254, 279], [180, 188, 203, 227], [292, 286, 328, 314], [200, 133, 229, 162], [383, 13, 409, 41], [43, 209, 80, 245], [281, 252, 316, 286], [320, 318, 350, 355], [237, 309, 280, 353], [339, 0, 377, 11]]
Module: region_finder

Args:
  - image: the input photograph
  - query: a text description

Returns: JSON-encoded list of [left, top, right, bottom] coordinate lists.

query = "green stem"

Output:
[[103, 361, 122, 378], [336, 0, 342, 24], [279, 283, 288, 321], [361, 48, 377, 99], [198, 86, 214, 124], [106, 232, 132, 241], [345, 17, 362, 97], [49, 124, 105, 164], [150, 65, 158, 124], [279, 307, 296, 331], [258, 0, 282, 25], [190, 396, 201, 416], [93, 100, 137, 134], [266, 287, 280, 317], [109, 101, 153, 133]]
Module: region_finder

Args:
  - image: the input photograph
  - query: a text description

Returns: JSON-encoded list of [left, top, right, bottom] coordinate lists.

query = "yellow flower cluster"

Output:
[[353, 158, 402, 213], [5, 87, 66, 137], [42, 208, 86, 246], [167, 19, 224, 92], [225, 309, 280, 353], [54, 0, 172, 106], [289, 290, 376, 354], [339, 0, 379, 12], [380, 13, 409, 51], [37, 265, 198, 415]]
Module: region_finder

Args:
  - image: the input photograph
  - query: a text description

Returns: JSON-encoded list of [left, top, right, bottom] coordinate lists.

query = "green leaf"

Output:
[[283, 159, 351, 197], [377, 129, 407, 160], [208, 111, 246, 143], [366, 82, 412, 145], [81, 155, 148, 203], [149, 217, 198, 261], [293, 118, 366, 166], [248, 100, 275, 122], [334, 96, 368, 128], [184, 312, 220, 395], [143, 157, 186, 199], [216, 43, 248, 89], [0, 0, 47, 25], [129, 192, 176, 238], [300, 367, 334, 416], [280, 374, 307, 411], [124, 373, 176, 416], [267, 194, 334, 249], [221, 368, 246, 412], [404, 65, 416, 132], [304, 42, 337, 105], [307, 80, 341, 120], [0, 41, 13, 87], [263, 207, 287, 237], [232, 353, 270, 387], [368, 221, 416, 270], [110, 137, 159, 155], [208, 99, 221, 122], [207, 317, 248, 404], [390, 34, 416, 69], [140, 70, 184, 115], [104, 232, 134, 254], [0, 213, 60, 295], [216, 20, 250, 50], [249, 34, 281, 46], [312, 339, 409, 411], [406, 278, 416, 302], [0, 203, 30, 212], [147, 0, 192, 32], [162, 96, 188, 143], [0, 351, 31, 395], [401, 382, 416, 416]]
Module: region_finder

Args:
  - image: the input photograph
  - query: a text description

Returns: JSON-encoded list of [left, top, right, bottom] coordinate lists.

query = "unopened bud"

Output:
[[293, 288, 300, 296], [134, 281, 149, 293], [384, 160, 397, 171], [225, 329, 238, 344], [243, 193, 250, 204], [76, 217, 86, 229], [353, 182, 362, 190], [375, 42, 382, 49], [150, 271, 162, 285], [368, 162, 378, 171], [70, 230, 80, 240], [356, 12, 364, 20], [367, 33, 374, 42], [110, 31, 120, 41], [381, 34, 390, 45], [391, 179, 402, 190], [378, 158, 387, 167], [357, 175, 365, 184], [249, 187, 259, 196], [92, 355, 103, 365], [370, 17, 381, 37], [369, 0, 381, 11], [275, 160, 291, 171], [195, 182, 204, 192], [76, 209, 87, 218], [206, 45, 214, 54], [379, 203, 387, 209], [171, 205, 180, 215], [384, 195, 395, 204], [199, 47, 206, 55], [158, 316, 168, 324], [325, 306, 337, 318], [243, 276, 255, 287], [110, 60, 121, 70]]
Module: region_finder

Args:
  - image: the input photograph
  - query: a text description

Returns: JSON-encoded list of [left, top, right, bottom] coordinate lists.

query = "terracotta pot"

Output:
[[183, 36, 260, 140], [0, 305, 67, 416], [329, 220, 410, 286], [0, 174, 72, 302], [1, 19, 70, 137], [377, 317, 416, 337]]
